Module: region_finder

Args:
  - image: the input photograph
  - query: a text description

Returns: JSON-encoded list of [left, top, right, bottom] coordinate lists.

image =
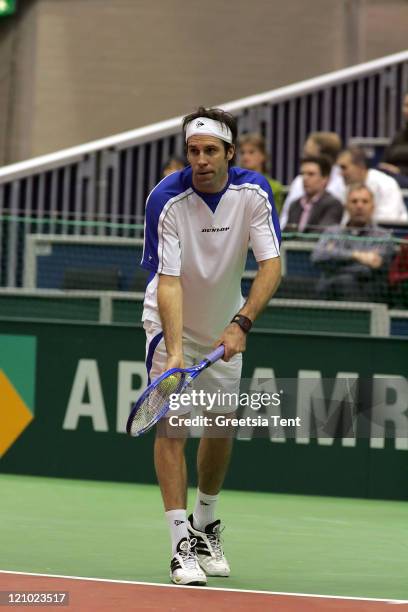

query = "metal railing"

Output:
[[0, 51, 407, 287], [0, 288, 390, 337]]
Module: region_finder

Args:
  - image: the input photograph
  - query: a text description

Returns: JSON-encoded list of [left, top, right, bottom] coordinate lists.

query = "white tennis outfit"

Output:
[[141, 166, 281, 414]]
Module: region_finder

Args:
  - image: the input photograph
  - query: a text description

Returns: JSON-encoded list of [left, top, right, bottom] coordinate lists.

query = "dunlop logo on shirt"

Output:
[[201, 227, 230, 233]]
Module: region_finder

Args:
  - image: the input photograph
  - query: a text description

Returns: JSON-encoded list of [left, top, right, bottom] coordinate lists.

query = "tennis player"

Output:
[[141, 107, 281, 585]]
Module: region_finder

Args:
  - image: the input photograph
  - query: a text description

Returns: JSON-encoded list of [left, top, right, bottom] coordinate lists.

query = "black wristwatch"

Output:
[[230, 314, 252, 333]]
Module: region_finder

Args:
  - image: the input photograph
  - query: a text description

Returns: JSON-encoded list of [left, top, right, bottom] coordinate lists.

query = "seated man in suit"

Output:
[[280, 131, 346, 229], [311, 184, 394, 301], [285, 156, 343, 233]]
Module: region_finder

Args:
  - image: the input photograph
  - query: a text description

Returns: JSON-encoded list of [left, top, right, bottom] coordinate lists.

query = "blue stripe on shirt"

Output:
[[146, 330, 164, 384]]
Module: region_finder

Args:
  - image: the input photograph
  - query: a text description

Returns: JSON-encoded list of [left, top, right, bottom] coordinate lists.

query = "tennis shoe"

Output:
[[188, 514, 230, 577], [170, 537, 207, 586]]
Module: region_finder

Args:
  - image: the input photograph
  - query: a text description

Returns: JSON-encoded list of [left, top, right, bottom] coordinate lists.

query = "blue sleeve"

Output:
[[141, 189, 162, 273]]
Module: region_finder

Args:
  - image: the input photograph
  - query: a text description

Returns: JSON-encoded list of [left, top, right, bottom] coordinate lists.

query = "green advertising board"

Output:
[[0, 320, 407, 500], [0, 334, 36, 458], [0, 0, 16, 17]]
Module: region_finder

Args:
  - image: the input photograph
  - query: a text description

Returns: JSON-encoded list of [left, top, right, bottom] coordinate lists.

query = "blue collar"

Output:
[[191, 171, 231, 213]]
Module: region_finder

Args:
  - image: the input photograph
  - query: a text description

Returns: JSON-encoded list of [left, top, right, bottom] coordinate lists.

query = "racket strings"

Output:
[[129, 371, 186, 436]]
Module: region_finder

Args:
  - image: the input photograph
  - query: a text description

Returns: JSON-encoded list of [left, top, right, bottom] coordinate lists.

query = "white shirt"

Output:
[[365, 169, 408, 223], [280, 165, 346, 229], [141, 166, 281, 345]]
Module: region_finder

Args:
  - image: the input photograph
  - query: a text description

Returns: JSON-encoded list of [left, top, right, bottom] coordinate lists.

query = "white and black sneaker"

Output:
[[188, 514, 230, 577], [170, 537, 207, 586]]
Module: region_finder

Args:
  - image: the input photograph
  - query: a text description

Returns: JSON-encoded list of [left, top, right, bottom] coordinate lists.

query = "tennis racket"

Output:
[[126, 345, 225, 437]]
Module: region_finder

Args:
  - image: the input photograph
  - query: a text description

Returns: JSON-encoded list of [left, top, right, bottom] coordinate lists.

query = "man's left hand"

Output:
[[215, 323, 247, 362]]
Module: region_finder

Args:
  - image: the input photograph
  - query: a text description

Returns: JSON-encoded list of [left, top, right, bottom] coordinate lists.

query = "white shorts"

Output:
[[144, 319, 242, 417]]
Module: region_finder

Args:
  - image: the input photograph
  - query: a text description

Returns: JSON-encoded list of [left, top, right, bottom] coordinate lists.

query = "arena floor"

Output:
[[0, 474, 407, 610]]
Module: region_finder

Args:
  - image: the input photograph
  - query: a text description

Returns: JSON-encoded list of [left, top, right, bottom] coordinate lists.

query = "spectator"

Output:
[[285, 156, 343, 233], [238, 133, 284, 213], [162, 156, 185, 177], [378, 91, 408, 188], [337, 146, 408, 223], [280, 131, 346, 228], [311, 184, 394, 301]]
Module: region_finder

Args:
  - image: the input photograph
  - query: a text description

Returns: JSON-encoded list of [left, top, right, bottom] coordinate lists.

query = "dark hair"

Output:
[[308, 132, 342, 165], [238, 132, 268, 173], [300, 155, 332, 178], [341, 146, 368, 169], [182, 106, 237, 165]]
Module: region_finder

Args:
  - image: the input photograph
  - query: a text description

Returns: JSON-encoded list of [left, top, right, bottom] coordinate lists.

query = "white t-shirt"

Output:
[[141, 166, 281, 345], [280, 165, 346, 229], [365, 168, 408, 223]]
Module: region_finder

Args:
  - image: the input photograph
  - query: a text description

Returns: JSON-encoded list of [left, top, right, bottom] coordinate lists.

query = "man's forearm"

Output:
[[311, 240, 354, 265], [157, 274, 183, 357], [239, 257, 281, 322]]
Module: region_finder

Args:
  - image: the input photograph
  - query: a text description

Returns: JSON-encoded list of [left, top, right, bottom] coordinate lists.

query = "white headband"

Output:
[[185, 117, 233, 144]]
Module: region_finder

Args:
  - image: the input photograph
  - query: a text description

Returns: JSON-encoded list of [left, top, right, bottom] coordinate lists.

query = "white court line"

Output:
[[0, 570, 407, 604]]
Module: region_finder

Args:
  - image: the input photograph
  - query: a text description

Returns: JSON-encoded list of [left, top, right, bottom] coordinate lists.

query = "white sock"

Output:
[[165, 509, 189, 555], [192, 489, 219, 531]]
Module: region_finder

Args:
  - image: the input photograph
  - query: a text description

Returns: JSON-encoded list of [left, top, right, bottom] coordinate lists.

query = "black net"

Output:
[[1, 214, 408, 337]]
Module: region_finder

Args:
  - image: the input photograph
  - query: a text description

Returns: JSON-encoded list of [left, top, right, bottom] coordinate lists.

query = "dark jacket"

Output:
[[383, 122, 408, 175], [286, 191, 343, 233]]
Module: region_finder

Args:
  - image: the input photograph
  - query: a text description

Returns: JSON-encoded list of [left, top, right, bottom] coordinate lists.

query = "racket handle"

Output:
[[205, 345, 225, 364]]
